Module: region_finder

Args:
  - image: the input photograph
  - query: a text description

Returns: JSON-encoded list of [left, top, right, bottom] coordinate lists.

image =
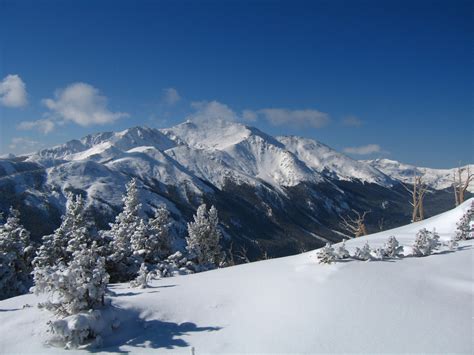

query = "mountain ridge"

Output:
[[0, 120, 471, 258]]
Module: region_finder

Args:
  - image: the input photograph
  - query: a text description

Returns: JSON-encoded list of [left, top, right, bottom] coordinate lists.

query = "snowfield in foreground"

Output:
[[0, 200, 473, 354]]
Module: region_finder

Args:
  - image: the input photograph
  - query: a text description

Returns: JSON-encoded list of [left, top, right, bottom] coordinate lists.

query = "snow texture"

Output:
[[0, 199, 472, 353]]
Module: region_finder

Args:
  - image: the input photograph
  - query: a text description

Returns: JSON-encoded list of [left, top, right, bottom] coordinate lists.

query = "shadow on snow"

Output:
[[90, 305, 221, 353]]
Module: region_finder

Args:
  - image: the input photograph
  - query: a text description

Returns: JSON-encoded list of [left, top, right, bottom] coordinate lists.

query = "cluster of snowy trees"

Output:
[[319, 201, 474, 265], [0, 178, 225, 348], [0, 178, 225, 301], [318, 219, 472, 265], [316, 235, 405, 264]]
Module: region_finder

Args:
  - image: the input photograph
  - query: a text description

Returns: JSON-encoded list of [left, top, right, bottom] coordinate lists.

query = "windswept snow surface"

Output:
[[0, 201, 473, 354]]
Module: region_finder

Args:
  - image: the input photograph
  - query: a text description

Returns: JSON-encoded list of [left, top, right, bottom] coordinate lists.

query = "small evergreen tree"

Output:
[[65, 194, 90, 255], [33, 193, 90, 268], [130, 218, 148, 262], [0, 207, 34, 299], [353, 241, 372, 261], [454, 203, 473, 241], [186, 204, 222, 266], [106, 179, 142, 282], [411, 228, 441, 256], [446, 237, 459, 251], [34, 241, 109, 316], [374, 247, 386, 260], [334, 240, 350, 259], [147, 205, 172, 261], [376, 236, 404, 259], [130, 262, 149, 289], [316, 243, 336, 264]]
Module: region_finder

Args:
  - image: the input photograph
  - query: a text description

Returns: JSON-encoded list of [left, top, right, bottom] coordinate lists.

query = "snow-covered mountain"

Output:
[[365, 158, 474, 192], [279, 135, 392, 185], [1, 199, 472, 353], [163, 119, 324, 188], [0, 119, 471, 256]]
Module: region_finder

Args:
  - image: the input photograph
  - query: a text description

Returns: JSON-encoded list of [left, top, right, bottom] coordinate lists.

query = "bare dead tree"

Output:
[[260, 249, 270, 260], [378, 217, 385, 231], [453, 166, 473, 206], [235, 245, 250, 263], [298, 242, 308, 253], [255, 242, 271, 260], [340, 209, 370, 238], [401, 173, 428, 222], [226, 242, 236, 266]]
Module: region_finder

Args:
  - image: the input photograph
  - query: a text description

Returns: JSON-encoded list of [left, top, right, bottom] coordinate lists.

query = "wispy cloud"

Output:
[[242, 109, 258, 122], [0, 74, 28, 108], [42, 82, 128, 127], [257, 108, 330, 128], [343, 144, 382, 155], [185, 100, 331, 130], [18, 119, 55, 134], [188, 100, 238, 122], [8, 137, 44, 154], [162, 88, 181, 105], [342, 115, 363, 127]]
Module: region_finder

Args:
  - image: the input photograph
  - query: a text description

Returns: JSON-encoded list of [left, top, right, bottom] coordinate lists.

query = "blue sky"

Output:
[[0, 0, 472, 167]]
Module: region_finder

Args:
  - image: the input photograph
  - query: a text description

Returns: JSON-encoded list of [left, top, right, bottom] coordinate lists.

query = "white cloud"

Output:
[[258, 108, 330, 128], [185, 100, 330, 129], [343, 144, 382, 155], [342, 115, 363, 127], [8, 137, 44, 154], [162, 88, 181, 105], [42, 82, 128, 126], [18, 119, 55, 134], [242, 109, 258, 122], [188, 100, 238, 122], [0, 74, 28, 108]]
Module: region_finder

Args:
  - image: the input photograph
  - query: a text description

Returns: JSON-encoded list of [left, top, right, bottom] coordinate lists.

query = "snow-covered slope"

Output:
[[279, 135, 392, 186], [366, 158, 474, 192], [0, 200, 472, 353]]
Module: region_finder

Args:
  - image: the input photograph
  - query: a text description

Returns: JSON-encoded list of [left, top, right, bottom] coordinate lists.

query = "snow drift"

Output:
[[0, 199, 472, 353]]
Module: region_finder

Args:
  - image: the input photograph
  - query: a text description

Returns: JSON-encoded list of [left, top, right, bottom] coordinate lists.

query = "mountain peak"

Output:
[[162, 118, 254, 150]]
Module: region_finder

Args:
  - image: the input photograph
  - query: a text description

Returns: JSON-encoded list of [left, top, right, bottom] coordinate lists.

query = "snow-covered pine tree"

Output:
[[374, 247, 386, 260], [186, 204, 223, 266], [411, 228, 441, 256], [454, 203, 473, 241], [316, 243, 336, 264], [34, 241, 109, 317], [33, 193, 90, 268], [65, 194, 91, 255], [334, 240, 350, 259], [446, 237, 459, 251], [0, 207, 34, 299], [147, 205, 172, 262], [130, 262, 149, 288], [380, 236, 404, 258], [130, 218, 148, 262], [33, 241, 111, 349], [207, 205, 223, 263], [106, 178, 142, 282], [353, 241, 372, 261]]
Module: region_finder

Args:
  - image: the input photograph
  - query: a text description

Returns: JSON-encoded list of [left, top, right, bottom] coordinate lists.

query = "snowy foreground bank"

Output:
[[1, 200, 473, 354]]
